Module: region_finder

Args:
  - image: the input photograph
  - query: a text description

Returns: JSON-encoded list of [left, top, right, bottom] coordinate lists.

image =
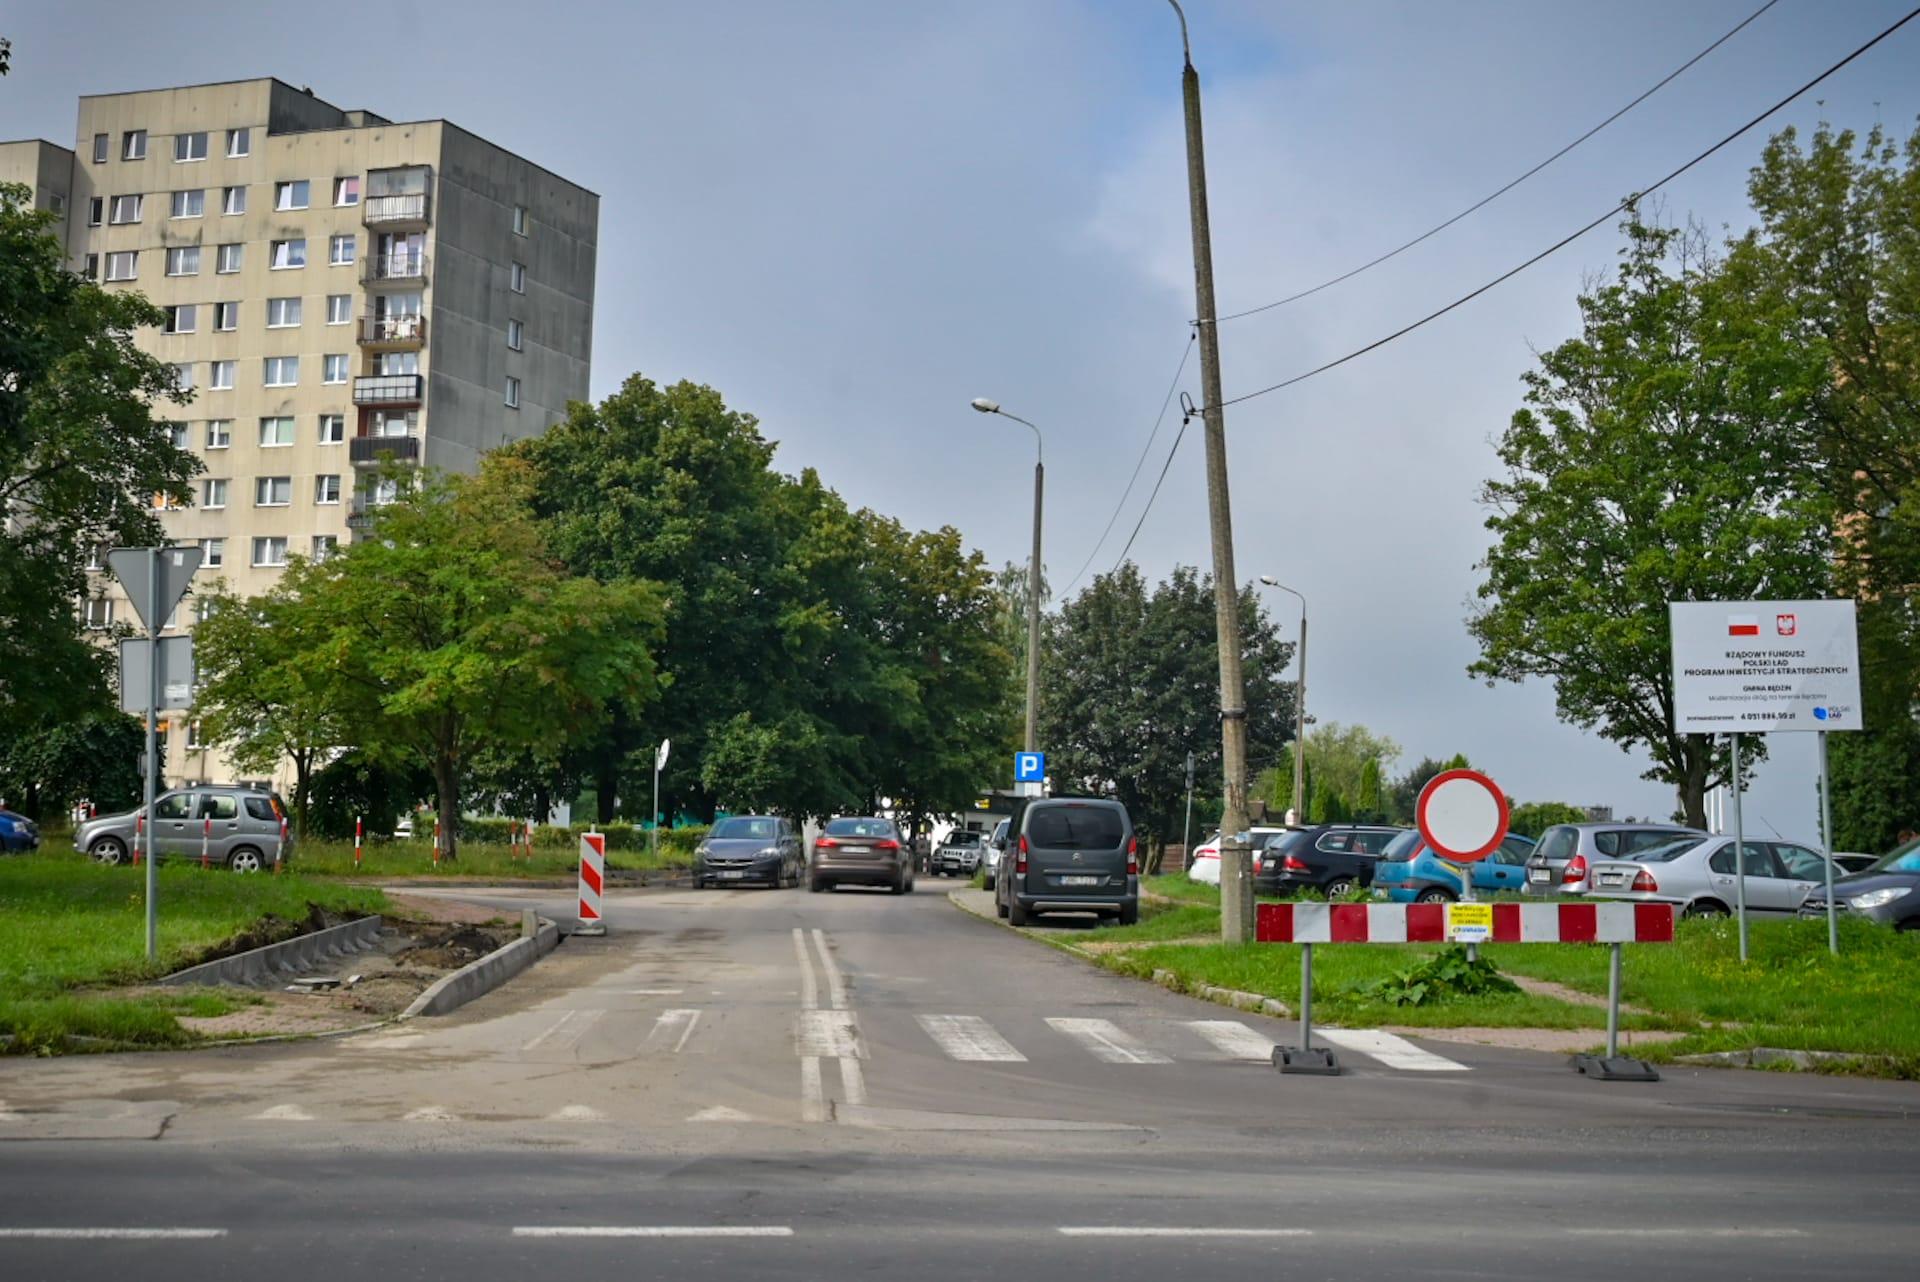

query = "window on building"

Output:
[[259, 416, 295, 447], [334, 176, 360, 206], [109, 193, 143, 224], [255, 476, 291, 507], [504, 375, 521, 409], [329, 234, 356, 266], [49, 192, 66, 215], [173, 132, 208, 163], [371, 477, 401, 506], [206, 420, 231, 449], [222, 185, 246, 216], [92, 133, 109, 164], [164, 422, 190, 449], [85, 542, 108, 570], [171, 363, 194, 394], [263, 356, 299, 387], [185, 720, 205, 749], [84, 598, 114, 630], [312, 535, 338, 562], [266, 297, 302, 328], [164, 246, 199, 277], [226, 127, 250, 158], [326, 294, 351, 325], [87, 196, 104, 227], [105, 251, 137, 281], [511, 261, 526, 293], [122, 130, 147, 161], [200, 537, 225, 568], [252, 536, 288, 567], [210, 360, 236, 390], [507, 318, 524, 351], [83, 254, 100, 280], [274, 180, 309, 211], [377, 351, 419, 376], [319, 414, 345, 444], [513, 204, 527, 235], [269, 238, 306, 270], [315, 475, 341, 505], [214, 301, 238, 332], [162, 602, 181, 630], [163, 304, 197, 334], [322, 354, 349, 385], [216, 243, 243, 273], [202, 478, 228, 509], [169, 189, 204, 219], [371, 410, 416, 438]]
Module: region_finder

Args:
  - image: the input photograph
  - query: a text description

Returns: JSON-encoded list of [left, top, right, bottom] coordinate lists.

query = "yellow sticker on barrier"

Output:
[[1446, 902, 1493, 943]]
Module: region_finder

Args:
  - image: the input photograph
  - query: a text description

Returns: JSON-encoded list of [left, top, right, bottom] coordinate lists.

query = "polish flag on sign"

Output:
[[1727, 614, 1761, 637]]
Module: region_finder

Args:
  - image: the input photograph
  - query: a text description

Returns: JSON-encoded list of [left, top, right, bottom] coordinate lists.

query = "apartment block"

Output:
[[3, 79, 599, 790]]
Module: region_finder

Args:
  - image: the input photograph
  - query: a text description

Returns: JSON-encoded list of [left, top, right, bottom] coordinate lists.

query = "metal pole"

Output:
[[1606, 942, 1622, 1059], [1172, 0, 1253, 944], [1731, 733, 1749, 963], [1819, 731, 1837, 956], [1026, 457, 1043, 754], [1182, 750, 1195, 874], [144, 547, 159, 960], [651, 761, 661, 867], [1299, 943, 1313, 1050], [1293, 609, 1307, 824]]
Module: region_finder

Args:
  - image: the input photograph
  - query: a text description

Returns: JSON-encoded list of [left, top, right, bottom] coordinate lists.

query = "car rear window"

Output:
[[1381, 830, 1423, 861], [1624, 830, 1689, 853], [713, 817, 778, 840], [825, 818, 892, 837], [244, 796, 276, 822], [1027, 805, 1125, 850], [1271, 830, 1314, 855], [1534, 827, 1576, 862], [1639, 838, 1706, 863]]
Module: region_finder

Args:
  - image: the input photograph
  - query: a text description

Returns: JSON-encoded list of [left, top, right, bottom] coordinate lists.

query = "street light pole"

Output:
[[1169, 0, 1254, 943], [1260, 578, 1307, 824], [971, 399, 1043, 755]]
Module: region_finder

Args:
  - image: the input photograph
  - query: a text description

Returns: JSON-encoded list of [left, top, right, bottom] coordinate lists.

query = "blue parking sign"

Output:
[[1014, 752, 1045, 783]]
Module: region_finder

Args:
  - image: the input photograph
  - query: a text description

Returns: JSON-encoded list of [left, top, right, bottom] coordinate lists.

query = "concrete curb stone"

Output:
[[401, 918, 560, 1019], [158, 915, 385, 989]]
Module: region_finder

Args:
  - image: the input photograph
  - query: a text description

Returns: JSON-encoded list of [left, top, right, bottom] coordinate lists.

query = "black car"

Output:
[[1799, 839, 1920, 930], [1255, 824, 1405, 897], [693, 815, 805, 889]]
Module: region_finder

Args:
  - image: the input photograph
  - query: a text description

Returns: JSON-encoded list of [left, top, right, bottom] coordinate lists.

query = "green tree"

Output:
[[1355, 757, 1384, 822], [0, 707, 142, 819], [1508, 800, 1590, 840], [1469, 218, 1831, 828], [0, 184, 198, 726], [1303, 722, 1400, 812], [1388, 757, 1451, 823]]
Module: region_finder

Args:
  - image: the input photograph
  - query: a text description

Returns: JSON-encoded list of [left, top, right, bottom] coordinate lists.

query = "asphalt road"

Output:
[[4, 875, 1919, 1280]]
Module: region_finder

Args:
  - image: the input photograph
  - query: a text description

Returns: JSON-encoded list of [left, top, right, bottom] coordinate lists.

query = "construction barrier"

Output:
[[200, 817, 211, 869], [354, 816, 363, 869], [576, 831, 607, 936]]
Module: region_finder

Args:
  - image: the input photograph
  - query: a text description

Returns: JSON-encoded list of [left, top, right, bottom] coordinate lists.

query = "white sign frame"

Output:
[[1668, 600, 1862, 734]]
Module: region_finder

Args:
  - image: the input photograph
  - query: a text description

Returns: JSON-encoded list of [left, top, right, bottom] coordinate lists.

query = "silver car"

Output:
[[1587, 834, 1837, 918], [1524, 822, 1703, 895], [980, 819, 1009, 882], [932, 828, 985, 877], [74, 786, 292, 872]]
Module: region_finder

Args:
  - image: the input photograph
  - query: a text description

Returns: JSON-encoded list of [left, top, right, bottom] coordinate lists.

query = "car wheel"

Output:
[[1326, 877, 1355, 899], [89, 836, 128, 866], [1684, 900, 1730, 919], [891, 870, 907, 895], [1008, 898, 1032, 927], [1119, 900, 1140, 926], [228, 846, 264, 874], [810, 875, 827, 893], [1415, 887, 1454, 904]]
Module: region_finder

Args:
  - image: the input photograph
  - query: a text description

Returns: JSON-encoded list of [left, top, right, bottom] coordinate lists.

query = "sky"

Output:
[[5, 1, 1918, 842]]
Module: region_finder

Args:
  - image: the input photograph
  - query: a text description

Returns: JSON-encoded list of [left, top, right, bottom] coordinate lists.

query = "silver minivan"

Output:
[[994, 797, 1138, 927], [74, 786, 292, 872]]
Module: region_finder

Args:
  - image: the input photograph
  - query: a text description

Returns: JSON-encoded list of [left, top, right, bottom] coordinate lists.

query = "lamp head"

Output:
[[970, 398, 1000, 414], [1259, 575, 1279, 587]]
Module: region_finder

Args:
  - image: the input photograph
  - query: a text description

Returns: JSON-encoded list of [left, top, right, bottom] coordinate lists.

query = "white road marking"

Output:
[[838, 1056, 868, 1106], [403, 1105, 459, 1122], [0, 1099, 22, 1122], [521, 1010, 579, 1052], [796, 1009, 864, 1058], [248, 1104, 314, 1121], [1315, 1029, 1469, 1072], [547, 1105, 603, 1121], [521, 1009, 602, 1054], [1057, 1227, 1312, 1238], [811, 928, 848, 1010], [620, 988, 684, 996], [688, 1105, 753, 1122], [1187, 1020, 1277, 1062], [792, 927, 819, 1010], [513, 1227, 793, 1238], [1046, 1018, 1173, 1065], [918, 1014, 1027, 1062], [1565, 1229, 1808, 1239], [799, 1057, 825, 1124], [647, 1008, 703, 1054], [0, 1228, 229, 1240]]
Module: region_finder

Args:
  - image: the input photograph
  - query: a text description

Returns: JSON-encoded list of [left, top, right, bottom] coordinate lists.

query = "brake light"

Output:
[[1283, 854, 1310, 873], [1630, 870, 1658, 893], [874, 839, 900, 852], [1016, 835, 1029, 874], [1127, 834, 1138, 876], [816, 836, 838, 849], [1562, 854, 1588, 885]]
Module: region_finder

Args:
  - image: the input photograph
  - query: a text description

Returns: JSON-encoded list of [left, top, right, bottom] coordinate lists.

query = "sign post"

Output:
[[651, 738, 671, 868], [1417, 770, 1510, 964], [1182, 750, 1195, 874], [1014, 751, 1045, 799]]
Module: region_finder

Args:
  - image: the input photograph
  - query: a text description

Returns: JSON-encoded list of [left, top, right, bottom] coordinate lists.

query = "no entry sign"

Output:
[[1416, 769, 1509, 863]]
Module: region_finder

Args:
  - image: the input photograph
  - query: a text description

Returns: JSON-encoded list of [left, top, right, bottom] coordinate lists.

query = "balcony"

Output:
[[350, 435, 421, 466], [345, 498, 376, 531], [362, 250, 429, 285], [352, 373, 423, 406], [362, 193, 430, 227], [358, 313, 427, 349]]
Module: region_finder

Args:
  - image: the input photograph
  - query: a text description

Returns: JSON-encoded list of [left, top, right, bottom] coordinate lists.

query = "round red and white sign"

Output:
[[1415, 769, 1510, 863]]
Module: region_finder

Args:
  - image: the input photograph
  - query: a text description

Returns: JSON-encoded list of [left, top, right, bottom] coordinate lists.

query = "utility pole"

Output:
[[1025, 457, 1044, 753], [1170, 0, 1253, 943], [1292, 610, 1307, 823]]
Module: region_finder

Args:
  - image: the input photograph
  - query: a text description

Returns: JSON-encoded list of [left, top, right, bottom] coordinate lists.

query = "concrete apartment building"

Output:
[[2, 78, 598, 791]]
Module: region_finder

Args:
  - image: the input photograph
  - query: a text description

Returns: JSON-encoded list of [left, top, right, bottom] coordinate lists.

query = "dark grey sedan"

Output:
[[692, 815, 804, 889], [1800, 841, 1920, 930]]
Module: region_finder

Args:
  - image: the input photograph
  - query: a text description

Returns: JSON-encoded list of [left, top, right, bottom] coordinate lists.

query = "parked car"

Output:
[[1373, 830, 1538, 903], [1833, 852, 1881, 876], [72, 786, 291, 871], [994, 797, 1138, 927], [931, 828, 986, 877], [1587, 834, 1837, 918], [1799, 837, 1920, 930], [1524, 822, 1703, 895], [1255, 824, 1405, 897], [0, 808, 41, 853], [1186, 827, 1288, 886], [692, 814, 804, 889], [810, 816, 914, 894], [981, 819, 1009, 882]]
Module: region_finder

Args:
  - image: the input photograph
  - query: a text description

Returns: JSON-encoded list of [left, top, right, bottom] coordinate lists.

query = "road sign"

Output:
[[1446, 902, 1493, 943], [117, 636, 195, 714], [106, 545, 202, 632], [1014, 751, 1045, 783], [1416, 769, 1509, 863], [656, 738, 671, 771], [1669, 599, 1861, 733]]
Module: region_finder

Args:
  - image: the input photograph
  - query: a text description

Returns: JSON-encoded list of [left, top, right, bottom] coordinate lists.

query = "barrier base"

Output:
[[1570, 1053, 1659, 1082], [571, 922, 607, 938], [1272, 1045, 1340, 1076]]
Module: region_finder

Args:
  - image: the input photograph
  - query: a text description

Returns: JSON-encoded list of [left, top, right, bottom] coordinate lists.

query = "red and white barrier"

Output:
[[201, 817, 212, 869], [1256, 901, 1674, 945], [354, 816, 363, 869], [576, 831, 606, 935]]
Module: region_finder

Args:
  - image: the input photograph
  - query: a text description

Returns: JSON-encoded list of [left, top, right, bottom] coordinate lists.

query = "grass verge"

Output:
[[0, 851, 388, 1054]]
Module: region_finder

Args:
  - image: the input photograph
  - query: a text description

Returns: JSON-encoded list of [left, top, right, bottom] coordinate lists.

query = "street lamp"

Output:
[[1259, 576, 1307, 825], [971, 398, 1043, 761]]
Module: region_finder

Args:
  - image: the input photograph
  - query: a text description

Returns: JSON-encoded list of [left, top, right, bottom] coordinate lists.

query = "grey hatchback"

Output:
[[74, 786, 291, 872], [994, 797, 1138, 927]]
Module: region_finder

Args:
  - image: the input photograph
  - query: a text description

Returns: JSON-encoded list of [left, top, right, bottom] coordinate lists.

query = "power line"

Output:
[[1207, 4, 1920, 413], [1212, 0, 1784, 324], [1109, 402, 1194, 575], [1061, 332, 1195, 595]]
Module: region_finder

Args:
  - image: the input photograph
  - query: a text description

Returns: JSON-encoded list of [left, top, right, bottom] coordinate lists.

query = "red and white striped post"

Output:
[[354, 815, 363, 869], [275, 815, 287, 874], [576, 830, 607, 936], [200, 816, 211, 869], [432, 818, 441, 868], [134, 812, 145, 867]]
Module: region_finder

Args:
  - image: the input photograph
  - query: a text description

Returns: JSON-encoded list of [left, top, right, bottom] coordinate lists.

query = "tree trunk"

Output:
[[292, 750, 313, 839], [435, 752, 460, 861], [1145, 836, 1166, 877], [533, 783, 550, 826], [1676, 733, 1710, 830], [596, 753, 618, 826]]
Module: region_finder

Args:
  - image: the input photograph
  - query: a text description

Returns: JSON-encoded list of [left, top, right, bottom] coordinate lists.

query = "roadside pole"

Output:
[[1182, 751, 1195, 873], [200, 817, 210, 869], [1730, 733, 1749, 963], [651, 738, 671, 869], [143, 548, 159, 960], [1818, 731, 1838, 956]]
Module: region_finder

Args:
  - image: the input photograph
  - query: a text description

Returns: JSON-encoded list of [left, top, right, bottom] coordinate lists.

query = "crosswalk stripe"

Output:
[[647, 1009, 702, 1053], [1186, 1021, 1276, 1062], [918, 1015, 1027, 1062], [1045, 1017, 1173, 1065], [1315, 1028, 1469, 1072]]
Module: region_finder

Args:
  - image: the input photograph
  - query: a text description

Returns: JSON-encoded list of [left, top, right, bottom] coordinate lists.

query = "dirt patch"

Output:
[[1383, 1025, 1689, 1054], [393, 923, 507, 970]]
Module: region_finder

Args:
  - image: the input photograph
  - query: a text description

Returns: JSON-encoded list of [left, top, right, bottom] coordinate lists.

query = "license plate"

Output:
[[841, 845, 869, 854], [1600, 875, 1623, 886], [718, 871, 746, 880], [1059, 875, 1102, 887], [1528, 869, 1549, 883]]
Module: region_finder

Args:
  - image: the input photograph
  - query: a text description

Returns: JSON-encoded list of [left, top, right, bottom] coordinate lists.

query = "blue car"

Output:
[[1373, 828, 1536, 902], [0, 808, 41, 853]]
